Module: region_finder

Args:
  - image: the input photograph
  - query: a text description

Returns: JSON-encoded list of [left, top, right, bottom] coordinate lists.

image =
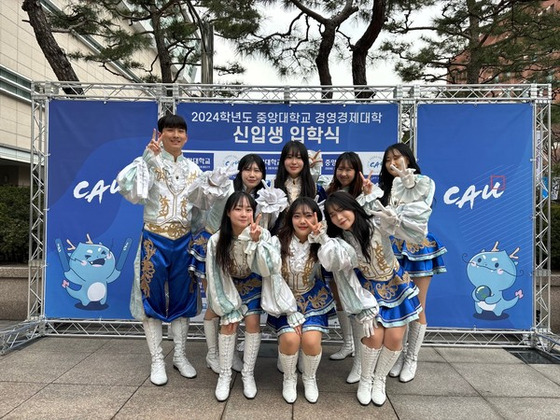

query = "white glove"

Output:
[[356, 307, 378, 338], [372, 200, 400, 234], [390, 158, 416, 189], [209, 164, 238, 186], [362, 318, 375, 338], [255, 180, 289, 215]]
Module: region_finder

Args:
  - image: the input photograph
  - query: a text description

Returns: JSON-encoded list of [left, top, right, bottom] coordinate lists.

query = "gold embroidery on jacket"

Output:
[[180, 197, 189, 219], [158, 196, 170, 218], [154, 168, 166, 182], [373, 243, 390, 273], [186, 171, 198, 185], [282, 257, 314, 295], [227, 254, 251, 278], [145, 222, 189, 239]]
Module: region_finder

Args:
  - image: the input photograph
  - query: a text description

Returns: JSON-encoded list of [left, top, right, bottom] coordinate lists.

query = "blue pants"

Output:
[[140, 229, 199, 322]]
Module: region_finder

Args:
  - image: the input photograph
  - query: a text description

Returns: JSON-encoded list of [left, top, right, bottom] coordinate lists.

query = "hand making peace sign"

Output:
[[360, 170, 374, 195], [146, 128, 162, 155], [309, 150, 323, 168], [389, 156, 416, 188], [389, 156, 409, 177], [249, 213, 263, 242], [303, 212, 322, 236]]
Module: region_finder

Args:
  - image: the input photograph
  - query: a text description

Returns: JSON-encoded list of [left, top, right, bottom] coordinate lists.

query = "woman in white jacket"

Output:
[[205, 191, 279, 401], [316, 179, 431, 406], [264, 197, 336, 404]]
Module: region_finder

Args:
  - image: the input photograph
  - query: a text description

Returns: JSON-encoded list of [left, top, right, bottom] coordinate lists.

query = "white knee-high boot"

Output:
[[356, 344, 381, 405], [346, 317, 362, 384], [277, 348, 302, 374], [399, 322, 427, 383], [301, 352, 322, 403], [389, 324, 409, 377], [330, 311, 355, 360], [278, 351, 299, 403], [232, 334, 244, 373], [371, 346, 401, 406], [241, 332, 261, 399], [276, 348, 284, 373], [143, 318, 167, 386], [215, 333, 236, 402], [204, 318, 220, 374], [170, 318, 197, 378]]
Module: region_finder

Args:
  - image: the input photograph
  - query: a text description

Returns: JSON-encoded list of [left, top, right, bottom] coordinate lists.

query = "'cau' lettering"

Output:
[[74, 179, 119, 203], [444, 182, 504, 209]]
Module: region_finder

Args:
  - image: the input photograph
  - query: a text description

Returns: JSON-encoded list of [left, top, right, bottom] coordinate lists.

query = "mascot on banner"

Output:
[[466, 241, 523, 318], [56, 234, 133, 307]]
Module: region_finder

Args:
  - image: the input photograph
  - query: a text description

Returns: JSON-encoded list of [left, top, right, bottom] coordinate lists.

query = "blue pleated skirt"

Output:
[[267, 276, 336, 335], [391, 232, 447, 278], [355, 265, 421, 328], [233, 272, 264, 316]]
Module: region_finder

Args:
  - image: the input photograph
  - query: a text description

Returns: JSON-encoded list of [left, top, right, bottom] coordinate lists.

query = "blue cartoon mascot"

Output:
[[56, 234, 132, 307], [467, 241, 523, 317]]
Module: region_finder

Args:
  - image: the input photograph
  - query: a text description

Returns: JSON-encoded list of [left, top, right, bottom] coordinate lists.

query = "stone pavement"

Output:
[[1, 325, 560, 420]]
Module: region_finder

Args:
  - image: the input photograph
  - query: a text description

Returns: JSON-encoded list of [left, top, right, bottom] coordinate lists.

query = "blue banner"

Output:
[[177, 102, 399, 177], [45, 99, 536, 330], [44, 100, 399, 321], [45, 100, 157, 319], [417, 103, 534, 330]]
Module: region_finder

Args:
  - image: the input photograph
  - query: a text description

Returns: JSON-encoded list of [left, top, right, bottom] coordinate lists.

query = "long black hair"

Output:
[[324, 191, 374, 263], [215, 191, 257, 272], [233, 154, 266, 197], [274, 141, 317, 199], [277, 197, 322, 263], [378, 143, 421, 206], [326, 152, 364, 198]]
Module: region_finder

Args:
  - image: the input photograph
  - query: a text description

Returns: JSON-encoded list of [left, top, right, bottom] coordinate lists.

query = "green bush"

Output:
[[0, 186, 30, 263], [552, 203, 560, 270]]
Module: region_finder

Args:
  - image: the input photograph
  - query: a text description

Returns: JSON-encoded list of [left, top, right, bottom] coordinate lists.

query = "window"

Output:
[[0, 66, 32, 103]]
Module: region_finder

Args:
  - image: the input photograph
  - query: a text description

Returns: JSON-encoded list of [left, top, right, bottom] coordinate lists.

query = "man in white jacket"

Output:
[[117, 114, 212, 386]]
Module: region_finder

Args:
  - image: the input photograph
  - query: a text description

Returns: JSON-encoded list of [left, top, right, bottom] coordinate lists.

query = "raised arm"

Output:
[[116, 129, 161, 204]]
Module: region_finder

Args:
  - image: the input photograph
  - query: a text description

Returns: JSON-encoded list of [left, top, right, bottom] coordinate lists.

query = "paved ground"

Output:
[[1, 320, 560, 420]]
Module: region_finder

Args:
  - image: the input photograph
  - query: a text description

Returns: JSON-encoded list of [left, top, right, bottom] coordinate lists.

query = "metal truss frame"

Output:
[[3, 82, 556, 356]]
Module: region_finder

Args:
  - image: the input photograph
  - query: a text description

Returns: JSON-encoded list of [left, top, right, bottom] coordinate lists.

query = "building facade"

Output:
[[0, 0, 197, 186]]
